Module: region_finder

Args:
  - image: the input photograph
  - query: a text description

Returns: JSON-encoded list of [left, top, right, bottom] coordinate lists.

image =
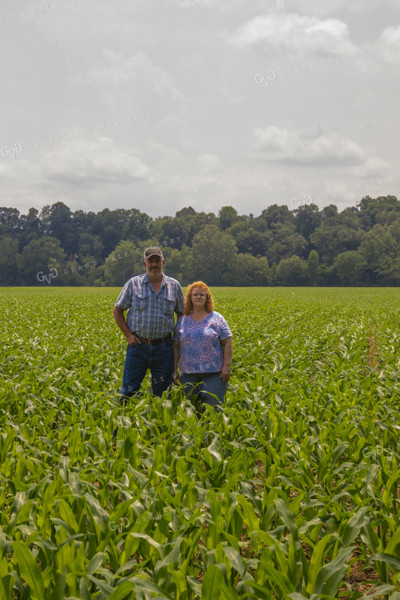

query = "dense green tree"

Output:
[[4, 195, 400, 286], [321, 204, 338, 222], [192, 212, 218, 239], [310, 227, 337, 262], [62, 256, 90, 286], [339, 206, 360, 226], [0, 207, 20, 237], [20, 237, 67, 285], [294, 204, 322, 240], [19, 208, 42, 246], [78, 232, 104, 260], [317, 263, 336, 286], [151, 217, 192, 250], [219, 206, 239, 231], [154, 211, 218, 250], [0, 236, 20, 285], [259, 204, 294, 229], [233, 228, 270, 257], [227, 254, 271, 286], [191, 225, 237, 285], [267, 226, 307, 264], [359, 224, 392, 264], [91, 209, 130, 256], [103, 241, 143, 286], [358, 224, 397, 284], [176, 207, 196, 219], [124, 209, 151, 242], [334, 251, 367, 285], [162, 246, 193, 284], [40, 202, 76, 254], [70, 210, 99, 260], [358, 195, 400, 229], [72, 209, 96, 233], [307, 250, 319, 285], [277, 255, 308, 285], [336, 227, 364, 253], [387, 219, 400, 246], [376, 257, 400, 285], [310, 222, 363, 264], [170, 207, 199, 247]]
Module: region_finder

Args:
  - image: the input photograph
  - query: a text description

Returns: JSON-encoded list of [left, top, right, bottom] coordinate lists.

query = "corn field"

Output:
[[1, 287, 400, 599]]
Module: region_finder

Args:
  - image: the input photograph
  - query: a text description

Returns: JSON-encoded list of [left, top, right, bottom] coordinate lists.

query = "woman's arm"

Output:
[[173, 339, 181, 384], [220, 336, 232, 384]]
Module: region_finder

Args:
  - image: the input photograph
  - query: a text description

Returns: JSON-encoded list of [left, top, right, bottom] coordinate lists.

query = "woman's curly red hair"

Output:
[[184, 281, 214, 315]]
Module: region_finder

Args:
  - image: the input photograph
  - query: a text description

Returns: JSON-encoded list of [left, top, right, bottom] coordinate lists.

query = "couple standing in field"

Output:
[[113, 246, 233, 413]]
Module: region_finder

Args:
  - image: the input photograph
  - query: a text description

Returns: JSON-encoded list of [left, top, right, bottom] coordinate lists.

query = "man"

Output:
[[113, 247, 184, 402]]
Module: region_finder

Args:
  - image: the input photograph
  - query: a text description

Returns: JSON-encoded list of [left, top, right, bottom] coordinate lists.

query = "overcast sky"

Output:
[[1, 0, 399, 218]]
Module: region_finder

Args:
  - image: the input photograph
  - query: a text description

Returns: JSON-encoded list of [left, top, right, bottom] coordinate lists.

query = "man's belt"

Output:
[[135, 332, 172, 346]]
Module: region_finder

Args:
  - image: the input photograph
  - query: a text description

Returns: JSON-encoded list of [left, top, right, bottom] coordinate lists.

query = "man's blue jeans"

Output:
[[119, 337, 174, 402], [181, 372, 227, 412]]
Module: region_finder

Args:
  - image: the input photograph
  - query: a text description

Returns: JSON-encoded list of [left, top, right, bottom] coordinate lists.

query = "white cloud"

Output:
[[351, 157, 392, 179], [254, 126, 367, 166], [43, 137, 150, 185], [375, 26, 400, 64], [231, 13, 357, 55]]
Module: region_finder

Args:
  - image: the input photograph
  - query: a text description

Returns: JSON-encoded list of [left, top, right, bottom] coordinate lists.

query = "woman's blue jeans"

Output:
[[181, 372, 227, 412]]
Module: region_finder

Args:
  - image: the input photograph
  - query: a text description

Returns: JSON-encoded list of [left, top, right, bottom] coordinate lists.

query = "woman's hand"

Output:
[[220, 365, 231, 385], [173, 371, 181, 385], [220, 336, 232, 384]]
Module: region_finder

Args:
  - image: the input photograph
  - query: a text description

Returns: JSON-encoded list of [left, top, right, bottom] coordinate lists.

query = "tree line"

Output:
[[1, 196, 400, 287]]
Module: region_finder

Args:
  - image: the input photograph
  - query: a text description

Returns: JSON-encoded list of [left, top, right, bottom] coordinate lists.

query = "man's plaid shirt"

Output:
[[115, 273, 184, 339]]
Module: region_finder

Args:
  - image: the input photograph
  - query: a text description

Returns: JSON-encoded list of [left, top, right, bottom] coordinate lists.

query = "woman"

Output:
[[173, 281, 232, 411]]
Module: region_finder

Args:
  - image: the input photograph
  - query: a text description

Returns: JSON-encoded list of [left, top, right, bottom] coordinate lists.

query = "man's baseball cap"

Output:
[[144, 246, 164, 260]]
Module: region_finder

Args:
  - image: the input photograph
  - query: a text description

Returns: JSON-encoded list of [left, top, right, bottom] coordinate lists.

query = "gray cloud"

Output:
[[376, 26, 400, 63], [254, 126, 376, 167], [44, 137, 150, 185]]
